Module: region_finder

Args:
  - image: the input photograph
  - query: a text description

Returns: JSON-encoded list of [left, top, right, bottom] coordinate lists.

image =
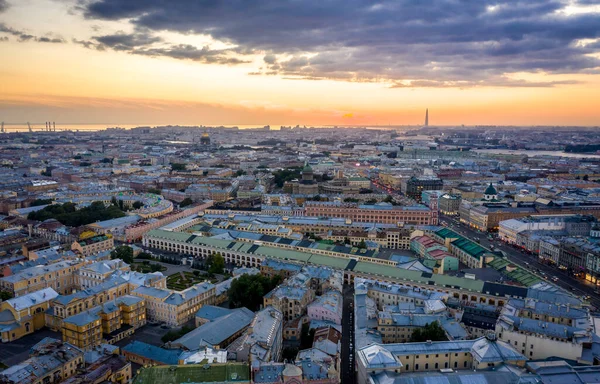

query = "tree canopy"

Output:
[[207, 253, 225, 275], [28, 201, 125, 227], [111, 245, 134, 264], [272, 167, 302, 188], [31, 198, 53, 206], [228, 274, 282, 311], [171, 163, 187, 171], [179, 197, 193, 207], [409, 322, 447, 342]]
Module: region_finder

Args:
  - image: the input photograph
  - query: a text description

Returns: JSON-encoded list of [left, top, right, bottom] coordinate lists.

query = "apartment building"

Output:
[[439, 194, 461, 215], [323, 227, 412, 249], [132, 282, 215, 327], [496, 297, 593, 361], [0, 259, 85, 297], [410, 235, 459, 273], [71, 234, 114, 257], [62, 295, 146, 350], [124, 201, 212, 242], [401, 176, 443, 202], [432, 228, 495, 269], [76, 259, 131, 289], [356, 335, 526, 384], [307, 289, 343, 325], [264, 280, 315, 322], [0, 288, 58, 343], [304, 201, 436, 226], [499, 215, 596, 244], [0, 337, 84, 384], [46, 276, 132, 331], [228, 306, 283, 363], [359, 279, 448, 309]]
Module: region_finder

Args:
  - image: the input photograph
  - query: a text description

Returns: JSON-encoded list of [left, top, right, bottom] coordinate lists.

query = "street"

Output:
[[438, 215, 600, 309], [341, 284, 356, 384]]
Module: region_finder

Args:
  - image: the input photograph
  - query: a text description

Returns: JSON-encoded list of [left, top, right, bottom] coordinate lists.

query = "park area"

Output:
[[131, 261, 166, 274], [167, 271, 216, 290]]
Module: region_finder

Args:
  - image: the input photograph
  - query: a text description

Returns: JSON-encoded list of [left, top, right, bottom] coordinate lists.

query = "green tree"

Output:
[[171, 163, 187, 171], [101, 157, 113, 163], [583, 175, 589, 181], [357, 239, 367, 249], [161, 326, 193, 343], [180, 198, 193, 207], [234, 170, 247, 177], [300, 322, 315, 349], [132, 201, 144, 209], [111, 245, 134, 264], [137, 252, 152, 260], [272, 167, 303, 188], [282, 347, 299, 362], [31, 199, 53, 206], [409, 322, 447, 342], [0, 291, 13, 301], [28, 201, 125, 227], [208, 253, 225, 275], [228, 274, 282, 311], [147, 188, 161, 195]]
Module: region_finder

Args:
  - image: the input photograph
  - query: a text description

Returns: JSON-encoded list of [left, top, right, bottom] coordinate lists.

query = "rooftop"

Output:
[[133, 363, 250, 384]]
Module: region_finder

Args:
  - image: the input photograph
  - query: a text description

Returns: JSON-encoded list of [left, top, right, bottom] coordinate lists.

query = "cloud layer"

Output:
[[0, 23, 65, 43], [78, 0, 600, 87]]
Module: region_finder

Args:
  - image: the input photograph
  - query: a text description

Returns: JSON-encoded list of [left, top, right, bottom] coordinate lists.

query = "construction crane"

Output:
[[1, 122, 4, 133], [53, 122, 56, 131], [27, 122, 32, 133]]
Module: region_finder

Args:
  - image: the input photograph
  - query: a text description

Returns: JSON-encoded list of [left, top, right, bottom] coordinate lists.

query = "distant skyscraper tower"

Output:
[[425, 108, 429, 126], [200, 131, 210, 146]]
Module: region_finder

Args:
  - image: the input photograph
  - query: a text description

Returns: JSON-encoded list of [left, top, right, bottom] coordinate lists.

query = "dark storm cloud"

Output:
[[74, 31, 249, 65], [0, 23, 65, 43], [93, 31, 162, 50], [81, 0, 600, 86]]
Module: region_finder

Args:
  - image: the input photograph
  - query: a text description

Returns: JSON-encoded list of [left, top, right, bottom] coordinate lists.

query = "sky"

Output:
[[1, 0, 599, 126]]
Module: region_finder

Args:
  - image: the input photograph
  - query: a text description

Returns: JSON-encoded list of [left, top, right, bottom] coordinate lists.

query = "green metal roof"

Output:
[[451, 237, 487, 258], [435, 228, 461, 240], [146, 229, 498, 294], [133, 363, 250, 384], [352, 262, 485, 292], [484, 183, 497, 195], [307, 254, 351, 269]]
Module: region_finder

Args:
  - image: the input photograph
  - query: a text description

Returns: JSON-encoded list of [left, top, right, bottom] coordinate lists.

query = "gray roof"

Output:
[[173, 307, 254, 350]]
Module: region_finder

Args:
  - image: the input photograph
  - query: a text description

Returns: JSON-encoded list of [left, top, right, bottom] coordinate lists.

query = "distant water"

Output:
[[473, 148, 600, 159]]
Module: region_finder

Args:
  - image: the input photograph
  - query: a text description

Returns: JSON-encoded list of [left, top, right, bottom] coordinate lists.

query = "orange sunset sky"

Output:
[[1, 0, 599, 126]]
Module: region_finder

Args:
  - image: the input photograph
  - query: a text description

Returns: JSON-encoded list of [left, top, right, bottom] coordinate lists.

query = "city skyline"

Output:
[[1, 0, 600, 126]]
